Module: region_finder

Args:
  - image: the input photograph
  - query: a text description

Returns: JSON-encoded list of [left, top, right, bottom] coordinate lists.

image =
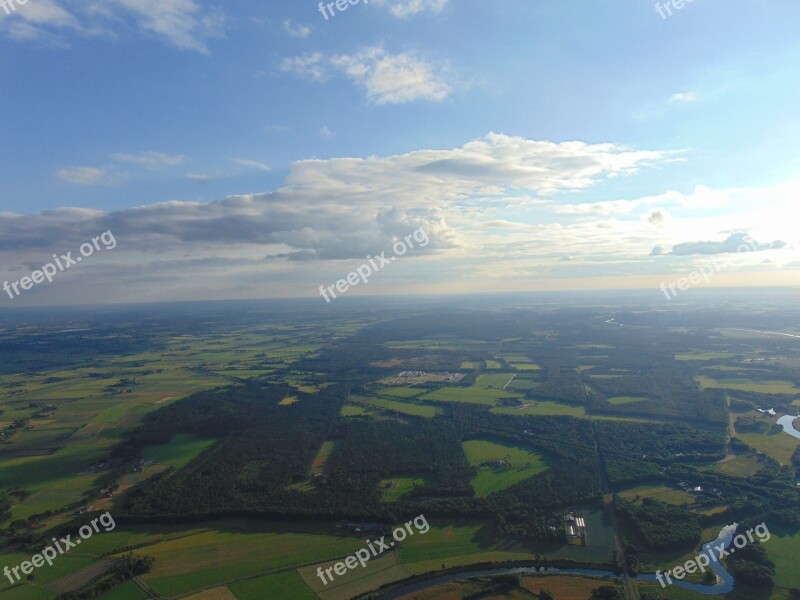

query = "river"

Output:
[[777, 414, 800, 440], [381, 524, 738, 598]]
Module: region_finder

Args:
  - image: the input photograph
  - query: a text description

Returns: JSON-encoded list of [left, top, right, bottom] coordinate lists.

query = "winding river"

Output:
[[777, 414, 800, 440], [381, 525, 738, 598]]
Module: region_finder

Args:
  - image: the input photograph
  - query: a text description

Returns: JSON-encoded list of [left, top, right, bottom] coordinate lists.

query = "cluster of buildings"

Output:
[[678, 482, 723, 497], [386, 371, 465, 384], [564, 512, 586, 542]]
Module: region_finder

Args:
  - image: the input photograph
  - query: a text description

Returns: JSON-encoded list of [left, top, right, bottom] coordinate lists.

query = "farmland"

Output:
[[1, 297, 798, 599]]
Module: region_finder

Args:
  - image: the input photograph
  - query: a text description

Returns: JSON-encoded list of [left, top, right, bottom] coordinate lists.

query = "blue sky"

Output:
[[0, 0, 799, 305]]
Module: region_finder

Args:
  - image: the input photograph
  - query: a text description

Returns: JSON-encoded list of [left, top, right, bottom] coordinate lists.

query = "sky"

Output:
[[0, 0, 799, 305]]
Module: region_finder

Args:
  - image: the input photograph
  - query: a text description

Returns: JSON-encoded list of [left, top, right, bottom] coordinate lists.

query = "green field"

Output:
[[607, 396, 648, 405], [340, 404, 370, 417], [421, 373, 520, 405], [380, 474, 432, 502], [696, 376, 800, 394], [618, 484, 694, 505], [506, 378, 541, 391], [135, 529, 364, 597], [764, 527, 800, 592], [142, 434, 216, 471], [739, 432, 799, 465], [398, 519, 509, 568], [463, 439, 549, 497], [710, 453, 764, 477], [229, 571, 317, 600], [675, 352, 734, 361], [351, 395, 437, 418], [510, 362, 541, 371], [491, 401, 585, 417], [96, 581, 149, 600], [379, 386, 424, 398]]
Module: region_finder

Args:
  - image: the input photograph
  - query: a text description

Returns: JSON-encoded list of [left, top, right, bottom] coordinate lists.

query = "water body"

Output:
[[728, 328, 800, 339], [381, 525, 738, 598], [777, 414, 800, 440]]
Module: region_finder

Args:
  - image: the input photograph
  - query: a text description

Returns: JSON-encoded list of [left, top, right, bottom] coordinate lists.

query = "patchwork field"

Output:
[[134, 529, 364, 597], [421, 373, 520, 405]]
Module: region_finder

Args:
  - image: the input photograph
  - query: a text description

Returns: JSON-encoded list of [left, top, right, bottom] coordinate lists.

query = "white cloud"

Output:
[[331, 47, 450, 104], [10, 136, 799, 303], [6, 0, 81, 29], [279, 53, 328, 81], [281, 47, 451, 104], [283, 19, 310, 38], [186, 172, 211, 181], [670, 91, 699, 103], [371, 0, 448, 18], [111, 151, 186, 170], [56, 166, 115, 185], [319, 126, 335, 139], [231, 158, 271, 172], [30, 133, 671, 259], [111, 0, 224, 53], [1, 0, 225, 53]]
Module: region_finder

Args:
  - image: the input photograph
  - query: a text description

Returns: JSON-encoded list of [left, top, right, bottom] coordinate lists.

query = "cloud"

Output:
[[647, 209, 668, 227], [231, 158, 271, 172], [670, 91, 699, 103], [283, 19, 310, 38], [111, 151, 187, 170], [319, 126, 335, 139], [634, 90, 702, 120], [56, 166, 118, 186], [279, 53, 328, 81], [10, 135, 797, 304], [281, 47, 451, 104], [111, 0, 224, 53], [16, 134, 671, 264], [4, 0, 81, 29], [670, 232, 784, 256], [0, 0, 80, 43], [1, 0, 225, 53], [186, 172, 211, 181], [371, 0, 448, 18]]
